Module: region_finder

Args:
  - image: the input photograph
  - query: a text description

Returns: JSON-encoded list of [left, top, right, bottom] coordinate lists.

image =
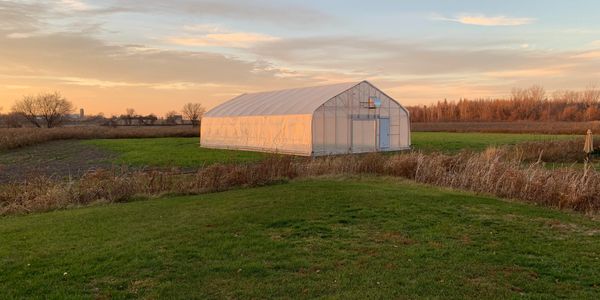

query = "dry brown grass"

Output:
[[509, 138, 600, 163], [412, 121, 600, 134], [0, 156, 297, 215], [302, 151, 600, 212], [2, 150, 600, 216], [0, 126, 198, 151]]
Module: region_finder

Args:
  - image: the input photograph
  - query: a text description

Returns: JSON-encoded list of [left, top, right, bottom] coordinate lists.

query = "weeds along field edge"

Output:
[[0, 126, 199, 151], [510, 138, 600, 163], [412, 121, 600, 134], [1, 148, 599, 216]]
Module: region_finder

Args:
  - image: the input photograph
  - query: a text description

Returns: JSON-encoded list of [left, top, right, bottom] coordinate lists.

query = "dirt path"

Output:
[[0, 140, 116, 183]]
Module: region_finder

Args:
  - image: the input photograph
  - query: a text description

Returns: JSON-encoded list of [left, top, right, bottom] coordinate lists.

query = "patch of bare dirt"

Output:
[[0, 140, 116, 183]]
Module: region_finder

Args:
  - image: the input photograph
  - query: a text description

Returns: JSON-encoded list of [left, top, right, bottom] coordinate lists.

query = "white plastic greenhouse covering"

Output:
[[201, 81, 411, 156]]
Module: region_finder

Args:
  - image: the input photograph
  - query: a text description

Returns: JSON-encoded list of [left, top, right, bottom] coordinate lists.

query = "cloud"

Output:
[[0, 0, 128, 38], [251, 36, 557, 76], [97, 0, 328, 27], [433, 13, 535, 26], [571, 50, 600, 59], [6, 32, 34, 39], [483, 66, 570, 78], [183, 24, 222, 33], [167, 25, 279, 48], [0, 31, 298, 86], [59, 0, 91, 11], [169, 33, 279, 48], [0, 1, 49, 33], [0, 84, 30, 90], [250, 35, 600, 103], [0, 29, 318, 114], [151, 82, 224, 90]]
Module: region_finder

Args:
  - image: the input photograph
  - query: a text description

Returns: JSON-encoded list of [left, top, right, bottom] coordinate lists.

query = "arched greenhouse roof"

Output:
[[205, 81, 361, 117]]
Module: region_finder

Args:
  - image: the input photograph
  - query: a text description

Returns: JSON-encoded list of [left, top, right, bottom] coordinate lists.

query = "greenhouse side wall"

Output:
[[201, 114, 313, 156]]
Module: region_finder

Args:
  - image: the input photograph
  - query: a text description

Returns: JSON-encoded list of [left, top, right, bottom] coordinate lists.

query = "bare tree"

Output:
[[527, 85, 546, 102], [12, 92, 74, 128], [182, 103, 206, 127], [582, 84, 600, 103], [13, 96, 41, 127]]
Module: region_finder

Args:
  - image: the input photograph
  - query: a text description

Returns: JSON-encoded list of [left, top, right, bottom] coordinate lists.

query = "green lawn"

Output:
[[84, 137, 266, 167], [1, 178, 599, 299], [412, 132, 576, 153]]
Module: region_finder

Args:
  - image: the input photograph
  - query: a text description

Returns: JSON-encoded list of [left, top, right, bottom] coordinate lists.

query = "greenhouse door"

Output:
[[351, 119, 377, 152], [379, 118, 390, 149]]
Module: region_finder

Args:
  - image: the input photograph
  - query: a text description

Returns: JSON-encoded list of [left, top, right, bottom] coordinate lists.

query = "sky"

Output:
[[1, 0, 600, 116]]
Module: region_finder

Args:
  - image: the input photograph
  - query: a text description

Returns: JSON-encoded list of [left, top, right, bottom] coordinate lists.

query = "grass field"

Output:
[[411, 132, 576, 153], [79, 133, 580, 167], [84, 137, 266, 167], [0, 132, 582, 182], [1, 178, 599, 298]]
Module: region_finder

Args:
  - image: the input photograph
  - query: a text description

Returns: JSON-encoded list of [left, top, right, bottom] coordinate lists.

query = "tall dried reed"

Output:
[[0, 126, 198, 151], [0, 156, 298, 215], [494, 138, 600, 164], [301, 150, 600, 212], [412, 121, 600, 134], [2, 150, 600, 216]]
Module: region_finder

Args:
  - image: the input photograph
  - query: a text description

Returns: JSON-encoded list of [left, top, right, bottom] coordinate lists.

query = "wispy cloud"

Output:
[[571, 50, 600, 59], [6, 32, 34, 39], [433, 13, 535, 26], [484, 66, 570, 78], [167, 24, 279, 48], [0, 31, 286, 85], [59, 0, 91, 11], [94, 0, 329, 27], [168, 33, 279, 48]]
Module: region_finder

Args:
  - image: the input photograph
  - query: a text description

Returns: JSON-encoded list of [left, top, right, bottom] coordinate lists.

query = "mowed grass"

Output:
[[84, 137, 266, 167], [1, 178, 599, 299], [412, 132, 576, 153]]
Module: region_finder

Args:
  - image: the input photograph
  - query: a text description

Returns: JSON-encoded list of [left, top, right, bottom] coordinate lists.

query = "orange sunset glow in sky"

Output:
[[1, 0, 600, 116]]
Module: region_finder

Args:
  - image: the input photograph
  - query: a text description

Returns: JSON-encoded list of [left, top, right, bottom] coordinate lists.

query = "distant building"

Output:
[[166, 114, 184, 125], [66, 108, 85, 121], [106, 114, 158, 126], [173, 115, 184, 124]]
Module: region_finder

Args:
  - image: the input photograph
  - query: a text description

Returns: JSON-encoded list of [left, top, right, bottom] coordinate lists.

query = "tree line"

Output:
[[408, 85, 600, 122], [0, 92, 206, 128]]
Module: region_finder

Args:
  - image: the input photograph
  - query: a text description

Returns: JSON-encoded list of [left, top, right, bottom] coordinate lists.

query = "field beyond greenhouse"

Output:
[[1, 128, 600, 298]]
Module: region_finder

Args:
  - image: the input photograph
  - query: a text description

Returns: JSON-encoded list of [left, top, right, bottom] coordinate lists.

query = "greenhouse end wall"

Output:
[[311, 82, 411, 156]]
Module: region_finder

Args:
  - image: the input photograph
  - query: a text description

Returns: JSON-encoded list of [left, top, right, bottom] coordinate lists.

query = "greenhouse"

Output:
[[201, 81, 411, 156]]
